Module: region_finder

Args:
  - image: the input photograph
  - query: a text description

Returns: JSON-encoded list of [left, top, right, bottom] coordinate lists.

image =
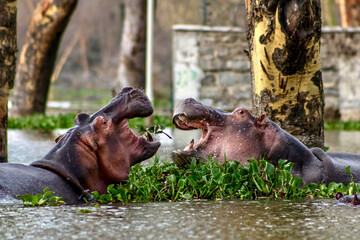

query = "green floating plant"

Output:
[[17, 161, 359, 207], [8, 113, 77, 130], [18, 188, 65, 207], [91, 157, 358, 204]]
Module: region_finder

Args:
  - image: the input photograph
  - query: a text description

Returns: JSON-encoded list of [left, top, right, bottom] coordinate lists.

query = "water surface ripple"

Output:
[[1, 199, 359, 239]]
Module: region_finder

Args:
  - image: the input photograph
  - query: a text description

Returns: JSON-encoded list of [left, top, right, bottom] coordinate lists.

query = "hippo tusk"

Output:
[[184, 139, 195, 151], [143, 131, 153, 142]]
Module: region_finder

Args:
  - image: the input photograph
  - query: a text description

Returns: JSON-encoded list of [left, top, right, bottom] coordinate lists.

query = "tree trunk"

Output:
[[246, 0, 324, 148], [0, 0, 17, 162], [117, 0, 146, 90], [10, 0, 77, 117], [338, 0, 360, 27]]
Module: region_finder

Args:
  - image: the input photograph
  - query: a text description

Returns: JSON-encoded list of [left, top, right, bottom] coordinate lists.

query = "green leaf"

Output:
[[43, 190, 54, 199], [31, 195, 40, 206], [263, 161, 275, 175], [177, 178, 186, 189], [167, 174, 176, 184], [345, 166, 352, 176], [182, 193, 193, 199], [77, 209, 92, 214], [38, 199, 47, 206], [18, 193, 33, 203], [91, 191, 100, 199]]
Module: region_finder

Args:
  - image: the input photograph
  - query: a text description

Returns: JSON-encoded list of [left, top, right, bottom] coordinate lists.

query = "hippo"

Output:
[[336, 192, 360, 205], [0, 87, 160, 204], [172, 98, 360, 185]]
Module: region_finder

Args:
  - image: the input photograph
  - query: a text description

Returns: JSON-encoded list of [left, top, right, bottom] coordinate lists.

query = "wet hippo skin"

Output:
[[0, 87, 160, 204], [336, 192, 360, 205], [172, 98, 360, 185]]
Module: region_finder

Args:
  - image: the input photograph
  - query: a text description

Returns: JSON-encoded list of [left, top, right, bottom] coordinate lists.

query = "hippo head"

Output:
[[172, 98, 285, 167], [31, 87, 161, 195]]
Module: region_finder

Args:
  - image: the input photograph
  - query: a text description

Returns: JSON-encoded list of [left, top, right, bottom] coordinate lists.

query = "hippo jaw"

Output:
[[172, 98, 272, 167], [77, 87, 161, 167], [32, 87, 161, 195], [172, 99, 228, 166], [87, 87, 161, 180]]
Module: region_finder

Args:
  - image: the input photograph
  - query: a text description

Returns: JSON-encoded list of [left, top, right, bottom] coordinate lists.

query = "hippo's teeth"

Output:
[[184, 139, 194, 151], [144, 131, 153, 142]]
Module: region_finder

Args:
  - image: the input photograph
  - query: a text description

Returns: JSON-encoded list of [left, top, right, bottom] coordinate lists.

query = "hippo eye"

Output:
[[239, 110, 244, 114]]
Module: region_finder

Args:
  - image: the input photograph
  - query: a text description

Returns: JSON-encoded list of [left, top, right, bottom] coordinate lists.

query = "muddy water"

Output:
[[3, 130, 360, 239], [1, 199, 360, 239]]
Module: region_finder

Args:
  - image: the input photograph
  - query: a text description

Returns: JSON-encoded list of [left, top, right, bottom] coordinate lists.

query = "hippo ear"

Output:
[[254, 114, 267, 129], [335, 192, 343, 200], [75, 113, 91, 126], [55, 134, 64, 143]]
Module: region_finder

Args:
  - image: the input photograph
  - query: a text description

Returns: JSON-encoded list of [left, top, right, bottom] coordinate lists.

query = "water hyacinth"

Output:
[[92, 157, 359, 204]]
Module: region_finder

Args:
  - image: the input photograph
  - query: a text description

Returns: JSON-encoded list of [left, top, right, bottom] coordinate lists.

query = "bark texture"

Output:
[[0, 0, 17, 162], [246, 0, 324, 148], [10, 0, 77, 117], [117, 0, 146, 90]]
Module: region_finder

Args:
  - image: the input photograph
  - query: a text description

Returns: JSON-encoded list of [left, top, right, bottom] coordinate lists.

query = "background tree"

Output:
[[338, 0, 360, 27], [10, 0, 77, 117], [117, 0, 146, 90], [246, 0, 324, 148], [0, 0, 17, 162]]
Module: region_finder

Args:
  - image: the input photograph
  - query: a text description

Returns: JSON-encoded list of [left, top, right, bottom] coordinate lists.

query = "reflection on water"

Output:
[[325, 131, 360, 154], [8, 130, 67, 165], [4, 130, 360, 239], [1, 199, 360, 239]]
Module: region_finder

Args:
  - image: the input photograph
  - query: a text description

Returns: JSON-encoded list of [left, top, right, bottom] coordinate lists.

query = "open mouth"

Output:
[[118, 115, 161, 165], [124, 113, 159, 147], [172, 113, 210, 153]]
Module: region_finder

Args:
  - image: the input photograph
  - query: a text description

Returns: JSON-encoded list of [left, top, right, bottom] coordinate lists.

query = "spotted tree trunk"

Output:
[[10, 0, 77, 117], [246, 0, 324, 148], [0, 0, 17, 162], [117, 0, 146, 90]]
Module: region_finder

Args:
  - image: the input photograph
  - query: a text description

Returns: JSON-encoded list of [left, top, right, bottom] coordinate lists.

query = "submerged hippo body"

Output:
[[0, 87, 160, 204], [335, 192, 360, 205], [172, 98, 360, 185]]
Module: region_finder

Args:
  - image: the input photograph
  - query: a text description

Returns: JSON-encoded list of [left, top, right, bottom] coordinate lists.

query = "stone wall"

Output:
[[172, 25, 360, 121]]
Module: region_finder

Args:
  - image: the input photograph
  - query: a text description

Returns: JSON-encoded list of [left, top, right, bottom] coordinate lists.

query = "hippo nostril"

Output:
[[123, 87, 133, 92], [129, 89, 140, 98]]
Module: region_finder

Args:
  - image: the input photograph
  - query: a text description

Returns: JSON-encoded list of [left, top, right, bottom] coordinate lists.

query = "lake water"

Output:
[[3, 130, 360, 239], [1, 198, 360, 239]]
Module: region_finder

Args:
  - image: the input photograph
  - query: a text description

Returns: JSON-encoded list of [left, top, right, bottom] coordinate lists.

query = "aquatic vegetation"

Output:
[[18, 188, 65, 207], [92, 157, 359, 204], [324, 120, 360, 131], [77, 209, 93, 214], [8, 113, 77, 130], [17, 159, 360, 207], [8, 114, 173, 130]]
